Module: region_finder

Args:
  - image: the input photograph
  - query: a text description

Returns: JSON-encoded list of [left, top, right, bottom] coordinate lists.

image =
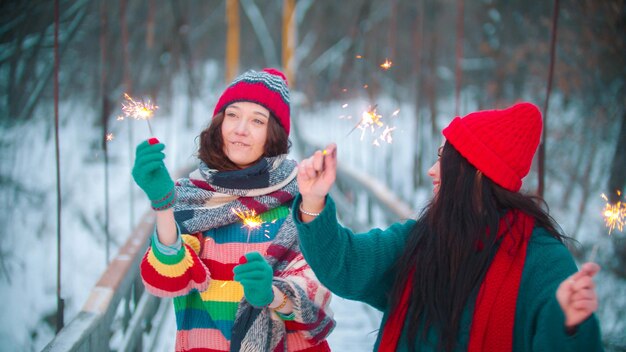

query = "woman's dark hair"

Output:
[[197, 110, 291, 171], [389, 142, 567, 351]]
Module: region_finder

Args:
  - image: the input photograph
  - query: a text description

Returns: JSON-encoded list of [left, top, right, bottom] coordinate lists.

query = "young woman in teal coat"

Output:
[[293, 102, 603, 351]]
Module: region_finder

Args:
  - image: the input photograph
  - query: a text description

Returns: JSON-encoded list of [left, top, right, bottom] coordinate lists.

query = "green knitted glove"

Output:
[[233, 252, 274, 307], [131, 138, 176, 210]]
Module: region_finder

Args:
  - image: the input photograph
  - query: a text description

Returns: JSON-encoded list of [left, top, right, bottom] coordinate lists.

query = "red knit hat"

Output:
[[213, 68, 291, 135], [442, 102, 542, 192]]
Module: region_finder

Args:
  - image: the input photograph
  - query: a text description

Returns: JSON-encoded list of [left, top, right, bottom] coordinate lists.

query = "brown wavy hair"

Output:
[[197, 111, 290, 171]]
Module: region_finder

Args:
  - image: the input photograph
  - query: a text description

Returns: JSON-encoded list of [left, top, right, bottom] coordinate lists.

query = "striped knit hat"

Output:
[[442, 102, 542, 192], [213, 68, 291, 135]]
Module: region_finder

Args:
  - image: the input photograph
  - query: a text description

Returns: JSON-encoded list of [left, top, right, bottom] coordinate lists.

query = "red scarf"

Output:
[[379, 211, 534, 351]]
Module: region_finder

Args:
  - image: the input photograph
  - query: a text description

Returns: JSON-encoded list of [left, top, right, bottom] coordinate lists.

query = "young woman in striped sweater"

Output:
[[132, 68, 334, 352], [294, 102, 603, 351]]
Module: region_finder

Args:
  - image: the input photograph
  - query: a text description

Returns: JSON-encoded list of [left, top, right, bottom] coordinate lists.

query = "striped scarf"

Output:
[[171, 155, 333, 351], [231, 213, 334, 351], [174, 155, 298, 234]]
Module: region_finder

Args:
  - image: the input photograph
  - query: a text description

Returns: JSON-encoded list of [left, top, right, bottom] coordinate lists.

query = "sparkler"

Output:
[[380, 59, 393, 70], [119, 93, 158, 136], [342, 105, 399, 146], [223, 209, 274, 288], [601, 192, 625, 235], [589, 191, 626, 262], [334, 55, 398, 146], [232, 208, 265, 243]]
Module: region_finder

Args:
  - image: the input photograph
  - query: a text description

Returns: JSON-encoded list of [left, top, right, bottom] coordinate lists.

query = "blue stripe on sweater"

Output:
[[175, 309, 234, 340], [204, 217, 286, 244]]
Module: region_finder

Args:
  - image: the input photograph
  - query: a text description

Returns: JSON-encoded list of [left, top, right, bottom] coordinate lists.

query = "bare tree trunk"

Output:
[[170, 0, 197, 127], [412, 0, 425, 190], [337, 0, 371, 87], [607, 110, 626, 202], [240, 0, 278, 67], [282, 0, 297, 86], [571, 141, 597, 241], [225, 0, 240, 83]]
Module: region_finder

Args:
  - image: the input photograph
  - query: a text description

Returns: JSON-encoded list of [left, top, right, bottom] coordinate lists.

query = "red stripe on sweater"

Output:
[[140, 246, 208, 292], [295, 341, 331, 352], [201, 259, 236, 281]]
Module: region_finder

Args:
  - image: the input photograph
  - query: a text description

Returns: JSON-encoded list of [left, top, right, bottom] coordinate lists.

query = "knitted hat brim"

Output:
[[213, 81, 290, 135], [443, 117, 522, 192]]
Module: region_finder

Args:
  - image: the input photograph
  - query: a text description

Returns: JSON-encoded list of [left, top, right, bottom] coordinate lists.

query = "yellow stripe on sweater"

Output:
[[147, 247, 195, 278], [199, 279, 244, 303], [181, 234, 201, 254]]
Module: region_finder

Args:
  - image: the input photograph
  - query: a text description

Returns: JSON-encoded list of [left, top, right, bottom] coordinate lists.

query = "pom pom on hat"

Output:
[[442, 102, 543, 192], [213, 68, 291, 135]]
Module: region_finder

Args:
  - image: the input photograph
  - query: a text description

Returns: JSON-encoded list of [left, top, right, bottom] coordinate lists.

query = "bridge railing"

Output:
[[42, 211, 170, 352]]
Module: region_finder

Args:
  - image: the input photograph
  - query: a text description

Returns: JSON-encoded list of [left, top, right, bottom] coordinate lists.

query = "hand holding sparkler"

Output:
[[297, 143, 338, 220], [233, 252, 274, 307], [131, 138, 176, 211], [556, 262, 600, 330]]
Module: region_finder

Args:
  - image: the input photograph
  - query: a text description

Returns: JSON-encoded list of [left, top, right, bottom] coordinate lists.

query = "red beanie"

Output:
[[213, 68, 291, 135], [442, 102, 542, 192]]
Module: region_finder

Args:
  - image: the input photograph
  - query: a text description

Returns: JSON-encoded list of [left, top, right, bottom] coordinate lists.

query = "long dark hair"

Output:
[[197, 110, 290, 171], [389, 142, 567, 351]]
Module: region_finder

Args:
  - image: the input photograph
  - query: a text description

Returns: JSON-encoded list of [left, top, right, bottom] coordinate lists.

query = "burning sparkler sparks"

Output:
[[233, 208, 264, 231], [343, 105, 399, 145], [106, 133, 114, 142], [380, 59, 393, 70], [590, 191, 626, 262], [378, 125, 397, 144], [601, 192, 626, 235], [119, 93, 158, 136], [232, 208, 265, 243]]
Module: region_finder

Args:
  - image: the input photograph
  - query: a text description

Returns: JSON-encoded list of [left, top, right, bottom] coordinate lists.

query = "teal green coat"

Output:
[[293, 195, 603, 351]]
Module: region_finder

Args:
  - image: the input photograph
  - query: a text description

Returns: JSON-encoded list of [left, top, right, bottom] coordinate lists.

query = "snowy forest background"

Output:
[[1, 0, 625, 351]]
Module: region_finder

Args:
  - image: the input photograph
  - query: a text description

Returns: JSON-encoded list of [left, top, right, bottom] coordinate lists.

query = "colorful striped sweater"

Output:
[[141, 205, 335, 351]]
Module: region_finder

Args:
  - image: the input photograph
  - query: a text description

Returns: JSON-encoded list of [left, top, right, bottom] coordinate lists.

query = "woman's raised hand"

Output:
[[131, 138, 176, 210], [297, 143, 337, 213], [556, 262, 600, 330]]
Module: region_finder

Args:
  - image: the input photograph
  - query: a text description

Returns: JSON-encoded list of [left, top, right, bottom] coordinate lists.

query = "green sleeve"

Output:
[[292, 194, 415, 311], [516, 229, 603, 351], [537, 299, 603, 351]]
